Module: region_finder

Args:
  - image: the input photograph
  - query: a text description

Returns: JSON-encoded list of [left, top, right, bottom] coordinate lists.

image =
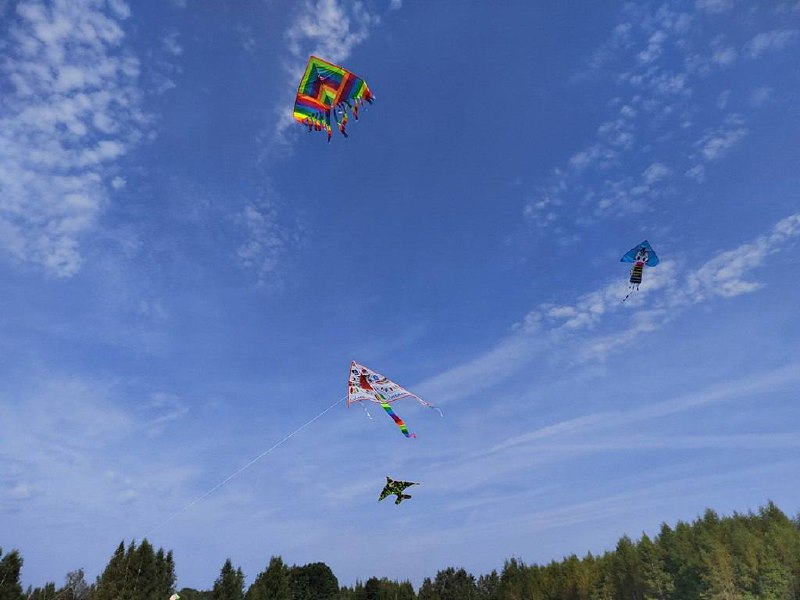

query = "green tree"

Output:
[[416, 578, 437, 600], [498, 558, 533, 600], [26, 582, 57, 600], [289, 563, 338, 600], [213, 560, 245, 600], [60, 569, 91, 600], [475, 570, 499, 600], [0, 549, 25, 600], [178, 588, 214, 600], [611, 536, 646, 600], [247, 556, 291, 600], [94, 541, 132, 600], [637, 534, 671, 600], [427, 567, 476, 600]]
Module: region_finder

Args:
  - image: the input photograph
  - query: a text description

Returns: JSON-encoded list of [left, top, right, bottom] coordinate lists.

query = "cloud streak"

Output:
[[420, 213, 800, 404]]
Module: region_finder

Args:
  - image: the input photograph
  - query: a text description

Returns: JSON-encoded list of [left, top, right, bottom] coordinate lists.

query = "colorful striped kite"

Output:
[[293, 56, 374, 141], [348, 361, 440, 438]]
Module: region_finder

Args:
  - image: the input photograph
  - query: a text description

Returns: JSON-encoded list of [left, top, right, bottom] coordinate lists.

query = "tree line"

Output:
[[4, 501, 800, 600]]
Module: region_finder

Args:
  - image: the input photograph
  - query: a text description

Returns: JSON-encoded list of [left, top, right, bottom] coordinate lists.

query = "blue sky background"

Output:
[[2, 0, 800, 591]]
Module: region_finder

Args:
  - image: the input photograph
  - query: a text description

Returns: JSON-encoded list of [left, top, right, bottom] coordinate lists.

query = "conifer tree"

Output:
[[27, 582, 57, 600], [93, 541, 128, 600], [475, 570, 499, 600], [0, 548, 25, 600], [213, 559, 244, 600]]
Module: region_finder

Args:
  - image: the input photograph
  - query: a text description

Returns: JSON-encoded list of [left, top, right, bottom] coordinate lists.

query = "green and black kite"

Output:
[[379, 476, 419, 505]]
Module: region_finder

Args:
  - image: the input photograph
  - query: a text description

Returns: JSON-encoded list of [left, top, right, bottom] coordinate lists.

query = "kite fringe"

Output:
[[296, 90, 374, 141]]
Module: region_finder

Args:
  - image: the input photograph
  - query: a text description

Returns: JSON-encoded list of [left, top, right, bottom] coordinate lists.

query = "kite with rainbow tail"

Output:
[[348, 361, 441, 438]]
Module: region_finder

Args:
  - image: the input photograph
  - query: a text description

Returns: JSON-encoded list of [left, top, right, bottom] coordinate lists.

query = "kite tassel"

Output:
[[361, 403, 374, 421]]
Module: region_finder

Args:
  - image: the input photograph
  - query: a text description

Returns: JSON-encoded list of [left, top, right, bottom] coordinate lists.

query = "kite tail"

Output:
[[380, 402, 416, 438], [622, 284, 638, 303]]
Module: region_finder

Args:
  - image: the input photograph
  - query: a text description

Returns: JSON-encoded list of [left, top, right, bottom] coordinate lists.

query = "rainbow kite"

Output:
[[293, 56, 374, 141]]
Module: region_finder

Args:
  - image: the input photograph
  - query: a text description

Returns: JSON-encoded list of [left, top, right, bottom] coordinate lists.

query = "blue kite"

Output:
[[621, 240, 659, 301]]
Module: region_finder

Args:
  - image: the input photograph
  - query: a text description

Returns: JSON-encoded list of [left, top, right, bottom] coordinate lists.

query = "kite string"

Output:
[[143, 395, 347, 538]]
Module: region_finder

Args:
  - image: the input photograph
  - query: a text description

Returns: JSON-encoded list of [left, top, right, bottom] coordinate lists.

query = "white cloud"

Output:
[[686, 214, 800, 301], [420, 214, 800, 404], [696, 0, 734, 13], [487, 363, 800, 456], [145, 392, 190, 437], [685, 164, 706, 182], [696, 115, 747, 161], [716, 90, 730, 109], [162, 29, 183, 56], [749, 86, 773, 107], [642, 162, 672, 184], [710, 36, 737, 66], [0, 0, 145, 277], [235, 184, 301, 287], [389, 0, 402, 9], [285, 0, 380, 65], [746, 29, 799, 57]]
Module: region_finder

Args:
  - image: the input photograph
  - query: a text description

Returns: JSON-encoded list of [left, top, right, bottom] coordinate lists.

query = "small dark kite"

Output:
[[379, 476, 419, 505]]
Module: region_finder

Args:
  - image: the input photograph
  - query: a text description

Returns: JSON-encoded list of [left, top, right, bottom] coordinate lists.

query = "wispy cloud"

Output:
[[420, 213, 800, 404], [524, 2, 791, 231], [486, 363, 800, 457], [695, 113, 747, 161], [685, 213, 800, 301], [144, 392, 190, 437], [746, 28, 799, 57], [235, 182, 302, 287], [0, 0, 146, 277], [695, 0, 735, 14]]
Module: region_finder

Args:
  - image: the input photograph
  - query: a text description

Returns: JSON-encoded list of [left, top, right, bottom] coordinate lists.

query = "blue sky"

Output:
[[2, 0, 800, 591]]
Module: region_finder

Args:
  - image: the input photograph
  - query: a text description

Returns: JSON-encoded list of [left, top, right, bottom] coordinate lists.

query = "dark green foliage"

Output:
[[93, 539, 176, 600], [409, 502, 800, 599], [10, 502, 800, 600], [476, 570, 500, 600], [212, 560, 245, 600], [288, 562, 338, 600], [0, 548, 25, 600], [340, 577, 416, 600], [178, 588, 214, 600], [26, 582, 56, 600], [246, 556, 290, 600]]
